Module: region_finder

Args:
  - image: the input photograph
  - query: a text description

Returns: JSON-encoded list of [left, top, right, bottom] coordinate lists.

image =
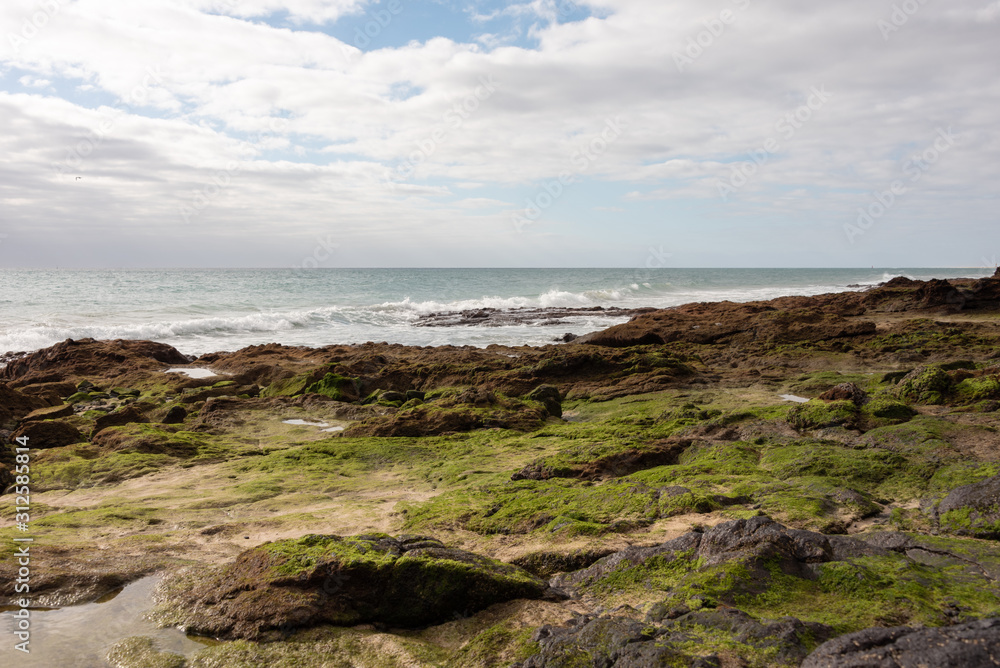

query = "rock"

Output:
[[510, 549, 616, 578], [818, 382, 869, 406], [161, 406, 187, 425], [526, 384, 562, 417], [801, 618, 1000, 668], [379, 390, 407, 404], [519, 608, 834, 668], [577, 301, 876, 348], [158, 533, 547, 640], [92, 424, 201, 458], [0, 383, 48, 428], [93, 406, 149, 435], [937, 474, 1000, 539], [895, 365, 953, 405], [405, 390, 425, 401], [12, 420, 84, 449], [21, 403, 75, 422], [556, 332, 578, 343], [0, 338, 189, 385]]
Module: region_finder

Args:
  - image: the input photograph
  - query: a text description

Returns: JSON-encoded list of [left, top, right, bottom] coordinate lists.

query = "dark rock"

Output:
[[0, 338, 189, 385], [937, 475, 1000, 539], [405, 390, 425, 401], [0, 383, 48, 429], [556, 333, 578, 343], [162, 406, 187, 425], [93, 406, 149, 435], [159, 533, 547, 640], [379, 391, 407, 404], [12, 420, 84, 449], [511, 549, 616, 578], [21, 403, 75, 422], [801, 617, 1000, 668], [526, 384, 562, 418], [819, 382, 869, 406]]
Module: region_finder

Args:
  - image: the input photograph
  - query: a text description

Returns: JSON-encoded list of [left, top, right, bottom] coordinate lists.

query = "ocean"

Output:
[[0, 268, 992, 357]]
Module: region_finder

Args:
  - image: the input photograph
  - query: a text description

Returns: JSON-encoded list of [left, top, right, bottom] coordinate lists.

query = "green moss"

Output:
[[861, 396, 917, 424], [954, 375, 1000, 403], [304, 373, 359, 402], [740, 554, 1000, 633], [786, 400, 858, 430], [447, 624, 540, 667], [896, 366, 953, 405], [107, 636, 186, 668], [260, 372, 317, 398]]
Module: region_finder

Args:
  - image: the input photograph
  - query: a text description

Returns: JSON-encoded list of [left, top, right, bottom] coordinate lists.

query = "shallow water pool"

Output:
[[0, 576, 208, 667]]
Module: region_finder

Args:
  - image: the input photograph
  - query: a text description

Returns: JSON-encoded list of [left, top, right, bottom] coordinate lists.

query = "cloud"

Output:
[[0, 0, 998, 267], [17, 75, 50, 88]]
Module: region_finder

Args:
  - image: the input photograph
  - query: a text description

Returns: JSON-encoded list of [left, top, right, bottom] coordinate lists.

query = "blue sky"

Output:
[[0, 0, 998, 268]]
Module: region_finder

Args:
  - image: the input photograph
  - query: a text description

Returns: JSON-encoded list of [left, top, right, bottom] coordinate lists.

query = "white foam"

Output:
[[165, 368, 218, 379], [283, 419, 331, 427], [780, 394, 810, 403]]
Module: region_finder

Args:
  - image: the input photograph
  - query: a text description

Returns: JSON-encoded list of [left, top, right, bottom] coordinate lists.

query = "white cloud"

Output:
[[0, 0, 998, 266], [17, 75, 50, 88]]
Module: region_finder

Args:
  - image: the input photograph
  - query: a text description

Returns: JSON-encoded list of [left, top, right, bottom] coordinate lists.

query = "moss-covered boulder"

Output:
[[157, 533, 547, 640], [895, 365, 953, 405], [954, 374, 1000, 403], [937, 474, 1000, 539], [304, 372, 360, 402], [787, 399, 859, 431]]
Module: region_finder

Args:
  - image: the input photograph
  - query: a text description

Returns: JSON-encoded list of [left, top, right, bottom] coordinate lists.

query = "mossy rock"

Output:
[[156, 533, 547, 640], [304, 372, 360, 403], [936, 475, 1000, 539], [787, 400, 858, 430], [860, 396, 917, 426], [895, 365, 953, 405], [954, 375, 1000, 404]]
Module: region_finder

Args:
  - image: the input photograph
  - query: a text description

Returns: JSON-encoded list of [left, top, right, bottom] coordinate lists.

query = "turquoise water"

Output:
[[0, 268, 992, 355]]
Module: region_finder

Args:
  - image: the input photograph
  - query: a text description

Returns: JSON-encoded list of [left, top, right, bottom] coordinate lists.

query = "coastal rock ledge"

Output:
[[155, 533, 547, 641]]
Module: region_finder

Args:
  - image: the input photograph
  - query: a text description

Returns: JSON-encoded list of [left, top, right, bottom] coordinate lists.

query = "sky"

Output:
[[0, 0, 997, 269]]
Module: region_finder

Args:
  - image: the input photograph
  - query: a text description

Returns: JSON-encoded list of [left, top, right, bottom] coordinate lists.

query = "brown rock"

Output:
[[12, 420, 84, 449], [0, 383, 49, 428], [93, 406, 148, 435], [22, 404, 76, 422], [0, 338, 189, 385], [818, 382, 868, 406]]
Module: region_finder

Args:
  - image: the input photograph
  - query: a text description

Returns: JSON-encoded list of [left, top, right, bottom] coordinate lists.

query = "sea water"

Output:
[[0, 268, 992, 357]]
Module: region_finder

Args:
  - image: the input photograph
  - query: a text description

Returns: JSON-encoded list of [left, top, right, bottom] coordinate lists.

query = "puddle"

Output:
[[322, 426, 345, 433], [780, 394, 810, 403], [0, 576, 208, 667], [283, 419, 331, 427], [165, 367, 218, 379]]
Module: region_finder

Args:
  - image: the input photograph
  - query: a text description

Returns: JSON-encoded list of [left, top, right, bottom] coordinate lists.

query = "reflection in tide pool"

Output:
[[0, 576, 208, 668]]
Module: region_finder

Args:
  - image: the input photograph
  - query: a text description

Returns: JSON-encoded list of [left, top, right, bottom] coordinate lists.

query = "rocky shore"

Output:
[[3, 271, 1000, 666]]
